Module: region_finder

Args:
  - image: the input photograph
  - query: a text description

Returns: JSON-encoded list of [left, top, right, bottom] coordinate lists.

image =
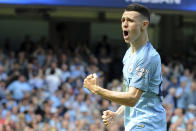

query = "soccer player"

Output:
[[83, 3, 166, 131]]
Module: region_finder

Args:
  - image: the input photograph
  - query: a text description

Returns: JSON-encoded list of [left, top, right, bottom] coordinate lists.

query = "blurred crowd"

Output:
[[0, 35, 123, 131], [0, 35, 195, 131], [162, 61, 196, 131]]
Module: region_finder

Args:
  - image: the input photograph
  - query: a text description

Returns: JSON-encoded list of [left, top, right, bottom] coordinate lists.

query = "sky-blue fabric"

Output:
[[122, 41, 166, 131]]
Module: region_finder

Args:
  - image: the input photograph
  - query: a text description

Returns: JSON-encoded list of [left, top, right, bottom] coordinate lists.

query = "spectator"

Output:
[[10, 106, 19, 123], [162, 64, 170, 96], [170, 108, 186, 131], [59, 119, 69, 131], [17, 51, 27, 71], [166, 104, 173, 131], [77, 105, 91, 130], [4, 92, 17, 110], [166, 75, 179, 96], [88, 54, 98, 65], [187, 80, 196, 106], [70, 56, 86, 79], [97, 47, 112, 81], [15, 112, 26, 131], [50, 90, 62, 108], [61, 64, 71, 83], [29, 68, 45, 89], [7, 75, 32, 101], [175, 77, 189, 110], [45, 69, 61, 94], [24, 63, 36, 80], [58, 53, 69, 66], [100, 99, 110, 116], [19, 96, 30, 113], [33, 47, 46, 67], [45, 61, 62, 80], [164, 87, 176, 110], [0, 81, 6, 99], [185, 104, 196, 123], [49, 112, 61, 130], [7, 62, 21, 84], [42, 50, 55, 71], [180, 68, 193, 92], [0, 65, 7, 81], [5, 51, 16, 73]]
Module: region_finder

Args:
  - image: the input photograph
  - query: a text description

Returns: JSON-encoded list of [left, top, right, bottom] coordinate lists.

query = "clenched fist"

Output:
[[83, 73, 99, 94], [102, 110, 118, 127]]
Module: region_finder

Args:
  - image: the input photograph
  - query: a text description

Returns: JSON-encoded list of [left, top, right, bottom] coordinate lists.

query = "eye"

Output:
[[127, 18, 134, 22], [121, 18, 125, 22]]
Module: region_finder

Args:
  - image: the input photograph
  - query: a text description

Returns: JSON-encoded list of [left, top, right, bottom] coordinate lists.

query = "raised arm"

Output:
[[83, 74, 143, 107]]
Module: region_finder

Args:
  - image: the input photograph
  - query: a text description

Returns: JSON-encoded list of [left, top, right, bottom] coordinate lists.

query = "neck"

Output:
[[130, 30, 149, 54]]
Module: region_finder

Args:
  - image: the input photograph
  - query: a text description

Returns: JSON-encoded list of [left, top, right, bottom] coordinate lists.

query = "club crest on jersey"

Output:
[[136, 67, 149, 77]]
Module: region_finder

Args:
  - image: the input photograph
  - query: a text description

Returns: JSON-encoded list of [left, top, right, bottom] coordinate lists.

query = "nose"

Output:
[[123, 21, 128, 28]]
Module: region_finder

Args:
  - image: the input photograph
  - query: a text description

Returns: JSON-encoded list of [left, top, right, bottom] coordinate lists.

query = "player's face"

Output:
[[121, 11, 143, 43]]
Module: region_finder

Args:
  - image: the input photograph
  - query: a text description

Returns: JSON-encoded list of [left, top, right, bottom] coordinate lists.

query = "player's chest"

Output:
[[123, 56, 136, 86]]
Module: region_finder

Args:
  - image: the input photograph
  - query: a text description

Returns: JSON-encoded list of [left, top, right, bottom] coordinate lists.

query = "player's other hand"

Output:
[[83, 73, 99, 94], [102, 110, 118, 127]]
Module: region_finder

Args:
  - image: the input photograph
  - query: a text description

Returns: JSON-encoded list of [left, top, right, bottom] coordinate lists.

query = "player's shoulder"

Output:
[[148, 45, 161, 61], [137, 43, 161, 65], [149, 44, 160, 56]]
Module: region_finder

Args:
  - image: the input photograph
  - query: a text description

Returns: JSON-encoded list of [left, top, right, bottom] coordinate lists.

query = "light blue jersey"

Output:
[[122, 41, 166, 131]]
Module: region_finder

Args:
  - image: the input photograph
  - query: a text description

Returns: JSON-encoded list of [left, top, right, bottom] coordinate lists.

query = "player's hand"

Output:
[[83, 73, 99, 94], [102, 110, 118, 127]]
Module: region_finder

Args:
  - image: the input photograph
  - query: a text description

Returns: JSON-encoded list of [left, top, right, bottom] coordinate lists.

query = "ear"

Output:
[[142, 21, 149, 30]]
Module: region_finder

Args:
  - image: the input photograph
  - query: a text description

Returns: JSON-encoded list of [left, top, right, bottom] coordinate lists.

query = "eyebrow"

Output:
[[121, 16, 134, 22]]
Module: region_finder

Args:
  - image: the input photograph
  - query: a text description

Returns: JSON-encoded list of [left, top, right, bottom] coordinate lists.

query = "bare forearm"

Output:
[[116, 105, 124, 118], [83, 74, 141, 106], [96, 85, 137, 106]]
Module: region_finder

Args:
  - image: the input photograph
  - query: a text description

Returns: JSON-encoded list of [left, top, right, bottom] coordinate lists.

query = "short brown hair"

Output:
[[125, 3, 150, 22]]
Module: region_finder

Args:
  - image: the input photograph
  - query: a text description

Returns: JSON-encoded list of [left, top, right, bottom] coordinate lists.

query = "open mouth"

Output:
[[124, 31, 128, 36], [123, 31, 129, 38]]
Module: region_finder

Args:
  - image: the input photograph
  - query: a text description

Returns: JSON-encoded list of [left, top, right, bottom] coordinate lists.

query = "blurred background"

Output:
[[0, 0, 196, 131]]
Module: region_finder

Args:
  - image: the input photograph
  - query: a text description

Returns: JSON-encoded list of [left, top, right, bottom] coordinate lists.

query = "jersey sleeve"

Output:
[[129, 55, 159, 92]]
